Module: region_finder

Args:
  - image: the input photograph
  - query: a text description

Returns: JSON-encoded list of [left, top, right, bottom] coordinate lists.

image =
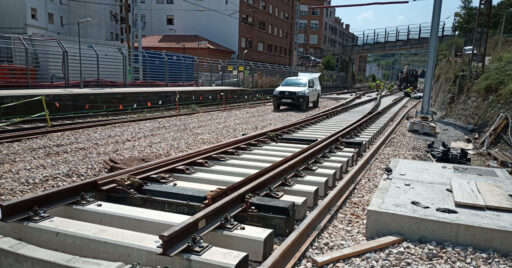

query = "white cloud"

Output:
[[397, 15, 405, 22], [357, 11, 374, 21]]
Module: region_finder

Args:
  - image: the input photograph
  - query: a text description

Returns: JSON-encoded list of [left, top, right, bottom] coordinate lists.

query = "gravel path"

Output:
[[0, 99, 343, 202], [295, 104, 512, 268]]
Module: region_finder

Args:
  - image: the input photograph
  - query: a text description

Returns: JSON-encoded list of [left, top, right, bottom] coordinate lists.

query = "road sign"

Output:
[[227, 65, 233, 71], [238, 66, 244, 71]]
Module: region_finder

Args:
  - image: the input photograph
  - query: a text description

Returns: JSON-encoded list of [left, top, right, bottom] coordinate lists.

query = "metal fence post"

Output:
[[142, 51, 149, 87], [221, 61, 225, 86], [209, 59, 213, 86], [396, 27, 399, 41], [179, 55, 185, 85], [118, 48, 127, 87], [89, 45, 100, 87], [418, 24, 422, 39], [162, 52, 169, 87], [18, 37, 31, 88], [407, 25, 410, 40], [56, 40, 70, 88]]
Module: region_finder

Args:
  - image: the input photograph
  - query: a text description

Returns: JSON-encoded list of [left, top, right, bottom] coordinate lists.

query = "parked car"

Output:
[[298, 55, 322, 67], [272, 73, 321, 111]]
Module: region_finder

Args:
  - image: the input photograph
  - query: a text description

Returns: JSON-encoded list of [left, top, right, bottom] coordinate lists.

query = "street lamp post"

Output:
[[77, 18, 92, 88]]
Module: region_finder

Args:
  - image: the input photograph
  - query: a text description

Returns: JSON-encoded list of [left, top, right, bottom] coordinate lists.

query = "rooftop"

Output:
[[135, 35, 235, 53]]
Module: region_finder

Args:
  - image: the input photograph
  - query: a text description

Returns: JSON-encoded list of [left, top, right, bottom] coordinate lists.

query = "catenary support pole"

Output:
[[420, 0, 442, 115]]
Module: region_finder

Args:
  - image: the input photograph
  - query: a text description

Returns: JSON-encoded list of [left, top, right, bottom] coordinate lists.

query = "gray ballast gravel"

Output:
[[295, 106, 512, 268], [0, 100, 343, 202]]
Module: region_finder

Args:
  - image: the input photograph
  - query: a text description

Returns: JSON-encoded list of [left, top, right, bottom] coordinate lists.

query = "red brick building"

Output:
[[137, 35, 235, 60], [296, 0, 356, 58], [238, 0, 296, 66]]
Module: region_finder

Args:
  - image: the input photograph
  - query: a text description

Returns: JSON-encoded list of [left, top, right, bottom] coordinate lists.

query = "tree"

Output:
[[453, 0, 478, 37], [322, 54, 336, 71]]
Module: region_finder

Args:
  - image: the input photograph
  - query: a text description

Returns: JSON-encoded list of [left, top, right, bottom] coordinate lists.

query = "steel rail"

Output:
[[0, 100, 272, 143], [0, 91, 371, 222], [262, 100, 419, 268], [158, 94, 404, 256], [0, 89, 367, 142]]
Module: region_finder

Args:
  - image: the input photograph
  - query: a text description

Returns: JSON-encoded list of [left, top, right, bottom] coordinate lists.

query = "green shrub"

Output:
[[474, 49, 512, 96]]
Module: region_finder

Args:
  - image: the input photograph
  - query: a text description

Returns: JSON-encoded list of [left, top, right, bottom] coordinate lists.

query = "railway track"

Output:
[[0, 90, 412, 268], [0, 89, 363, 144]]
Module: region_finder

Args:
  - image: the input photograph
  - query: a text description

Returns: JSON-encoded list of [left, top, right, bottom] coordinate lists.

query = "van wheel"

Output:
[[273, 102, 280, 111], [300, 97, 308, 111], [313, 95, 319, 108]]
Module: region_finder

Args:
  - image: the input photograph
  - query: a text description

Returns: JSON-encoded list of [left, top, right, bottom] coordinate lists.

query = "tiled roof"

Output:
[[137, 35, 234, 53]]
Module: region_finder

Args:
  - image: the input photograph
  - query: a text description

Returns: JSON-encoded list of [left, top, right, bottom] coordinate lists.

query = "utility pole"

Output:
[[420, 0, 441, 116], [124, 0, 131, 52], [498, 9, 511, 51]]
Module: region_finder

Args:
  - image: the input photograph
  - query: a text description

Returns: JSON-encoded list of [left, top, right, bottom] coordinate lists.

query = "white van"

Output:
[[272, 73, 321, 111]]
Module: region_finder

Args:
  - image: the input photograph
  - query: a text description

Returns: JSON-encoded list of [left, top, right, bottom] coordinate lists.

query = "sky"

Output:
[[332, 0, 462, 32]]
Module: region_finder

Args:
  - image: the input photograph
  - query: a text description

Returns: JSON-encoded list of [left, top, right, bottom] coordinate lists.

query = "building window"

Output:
[[115, 33, 119, 41], [260, 0, 266, 10], [248, 16, 253, 25], [258, 42, 264, 51], [268, 25, 271, 34], [298, 20, 306, 30], [299, 5, 308, 16], [156, 0, 164, 4], [140, 0, 145, 3], [310, 34, 318, 44], [258, 21, 265, 30], [297, 34, 305, 44], [311, 8, 320, 16], [274, 45, 277, 53], [110, 32, 114, 40], [279, 28, 282, 37], [284, 48, 287, 56], [285, 12, 289, 20], [269, 5, 272, 14], [280, 10, 283, 19], [275, 7, 278, 16], [298, 47, 304, 55], [48, 12, 54, 24], [323, 36, 327, 44], [166, 0, 173, 4], [310, 20, 319, 31], [60, 16, 64, 27], [31, 8, 38, 20], [166, 15, 174, 25], [267, 44, 272, 53], [279, 46, 282, 55], [241, 37, 246, 48], [274, 27, 277, 35], [247, 39, 253, 49], [324, 22, 327, 30]]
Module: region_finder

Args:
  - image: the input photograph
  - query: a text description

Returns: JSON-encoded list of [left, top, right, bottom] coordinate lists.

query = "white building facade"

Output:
[[0, 0, 240, 55]]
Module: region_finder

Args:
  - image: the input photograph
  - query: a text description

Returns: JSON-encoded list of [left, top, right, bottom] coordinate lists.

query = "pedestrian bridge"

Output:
[[350, 22, 454, 55]]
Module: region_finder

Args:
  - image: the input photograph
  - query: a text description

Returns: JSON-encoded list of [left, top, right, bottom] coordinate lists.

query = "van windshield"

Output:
[[281, 78, 307, 87]]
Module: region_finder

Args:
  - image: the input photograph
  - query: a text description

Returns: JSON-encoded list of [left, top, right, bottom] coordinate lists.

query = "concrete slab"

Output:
[[367, 159, 512, 253], [50, 202, 273, 262], [0, 217, 248, 268], [0, 235, 128, 268]]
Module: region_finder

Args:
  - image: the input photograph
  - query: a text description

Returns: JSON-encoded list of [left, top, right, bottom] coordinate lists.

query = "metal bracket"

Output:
[[218, 214, 241, 232], [207, 154, 228, 161], [171, 166, 195, 174], [184, 235, 212, 256], [147, 173, 174, 184], [322, 151, 332, 158], [74, 192, 97, 207], [193, 160, 213, 167], [247, 141, 263, 147], [261, 186, 284, 199], [313, 157, 324, 164], [223, 149, 241, 156], [301, 163, 318, 172], [27, 207, 54, 223], [237, 145, 252, 151], [294, 169, 306, 177], [282, 175, 295, 187]]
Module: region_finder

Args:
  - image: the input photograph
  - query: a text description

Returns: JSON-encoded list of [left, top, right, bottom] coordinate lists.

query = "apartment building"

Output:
[[0, 0, 120, 43], [0, 0, 240, 54], [296, 0, 356, 57], [238, 0, 296, 66]]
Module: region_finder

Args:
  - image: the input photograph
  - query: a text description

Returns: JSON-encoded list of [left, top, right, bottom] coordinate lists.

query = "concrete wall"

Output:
[[0, 0, 26, 34]]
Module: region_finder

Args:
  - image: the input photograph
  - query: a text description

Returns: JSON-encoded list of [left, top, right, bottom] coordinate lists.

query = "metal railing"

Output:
[[352, 22, 455, 46], [0, 34, 339, 89]]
